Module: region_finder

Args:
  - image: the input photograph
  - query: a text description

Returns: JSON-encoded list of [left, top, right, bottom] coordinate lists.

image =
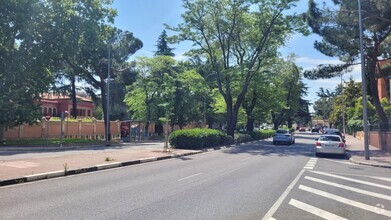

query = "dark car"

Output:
[[299, 127, 306, 132], [323, 129, 346, 142], [311, 127, 319, 133]]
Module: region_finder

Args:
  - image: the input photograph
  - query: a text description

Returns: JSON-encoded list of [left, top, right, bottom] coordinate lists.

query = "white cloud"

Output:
[[296, 56, 343, 67]]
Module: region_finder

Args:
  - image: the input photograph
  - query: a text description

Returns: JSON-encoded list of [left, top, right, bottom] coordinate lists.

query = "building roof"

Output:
[[42, 93, 93, 103]]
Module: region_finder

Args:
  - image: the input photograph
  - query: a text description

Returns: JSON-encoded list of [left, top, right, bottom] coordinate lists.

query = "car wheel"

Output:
[[273, 141, 276, 145]]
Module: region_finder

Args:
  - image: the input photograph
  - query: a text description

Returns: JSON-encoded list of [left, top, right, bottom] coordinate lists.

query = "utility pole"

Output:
[[341, 74, 346, 134], [358, 0, 370, 160]]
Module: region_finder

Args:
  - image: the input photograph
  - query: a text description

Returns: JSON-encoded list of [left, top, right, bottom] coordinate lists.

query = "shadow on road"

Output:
[[222, 140, 315, 157]]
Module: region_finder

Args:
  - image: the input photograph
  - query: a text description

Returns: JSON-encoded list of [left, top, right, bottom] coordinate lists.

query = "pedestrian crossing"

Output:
[[304, 158, 317, 170], [270, 169, 391, 220]]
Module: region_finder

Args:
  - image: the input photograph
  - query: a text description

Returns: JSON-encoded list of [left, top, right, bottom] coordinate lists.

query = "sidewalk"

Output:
[[345, 134, 391, 168], [0, 141, 202, 186]]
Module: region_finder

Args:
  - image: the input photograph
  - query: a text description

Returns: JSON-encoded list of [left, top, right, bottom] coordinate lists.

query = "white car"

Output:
[[315, 135, 346, 157], [273, 129, 295, 145]]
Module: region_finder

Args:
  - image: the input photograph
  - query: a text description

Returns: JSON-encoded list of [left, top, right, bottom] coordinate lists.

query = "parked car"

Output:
[[273, 129, 295, 145], [311, 127, 319, 133], [323, 129, 346, 142], [299, 127, 306, 132], [315, 135, 346, 157]]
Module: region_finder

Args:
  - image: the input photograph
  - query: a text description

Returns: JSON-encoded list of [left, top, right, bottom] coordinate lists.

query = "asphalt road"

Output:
[[1, 133, 390, 220]]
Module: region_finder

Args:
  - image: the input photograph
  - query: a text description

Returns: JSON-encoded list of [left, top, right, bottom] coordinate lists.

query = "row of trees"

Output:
[[313, 77, 391, 133], [1, 0, 312, 140]]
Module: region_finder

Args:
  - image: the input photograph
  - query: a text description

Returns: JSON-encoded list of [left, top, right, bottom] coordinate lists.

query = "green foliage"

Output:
[[304, 0, 391, 123], [169, 128, 226, 149], [0, 1, 54, 131], [155, 30, 175, 57], [249, 130, 275, 140], [170, 0, 303, 136], [234, 133, 253, 143]]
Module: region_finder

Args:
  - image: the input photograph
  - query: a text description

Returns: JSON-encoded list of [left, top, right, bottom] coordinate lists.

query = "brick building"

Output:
[[41, 93, 94, 118], [377, 59, 391, 101]]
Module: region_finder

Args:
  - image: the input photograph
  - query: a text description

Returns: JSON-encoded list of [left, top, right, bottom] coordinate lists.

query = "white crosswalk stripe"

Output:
[[304, 176, 391, 201], [304, 158, 317, 170], [309, 170, 391, 190], [289, 198, 348, 220], [298, 184, 391, 218]]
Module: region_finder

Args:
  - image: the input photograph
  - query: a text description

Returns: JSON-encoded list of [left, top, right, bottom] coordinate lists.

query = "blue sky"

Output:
[[111, 0, 362, 112]]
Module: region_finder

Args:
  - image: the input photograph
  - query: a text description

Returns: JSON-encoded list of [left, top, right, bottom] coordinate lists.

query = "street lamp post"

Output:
[[106, 32, 129, 146], [203, 73, 216, 127], [358, 0, 370, 160]]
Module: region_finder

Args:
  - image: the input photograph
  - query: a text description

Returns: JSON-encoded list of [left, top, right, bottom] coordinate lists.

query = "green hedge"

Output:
[[249, 130, 275, 140], [169, 128, 227, 149], [234, 133, 253, 143]]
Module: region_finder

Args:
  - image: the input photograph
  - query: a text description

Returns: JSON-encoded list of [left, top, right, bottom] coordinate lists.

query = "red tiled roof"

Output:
[[41, 93, 93, 103]]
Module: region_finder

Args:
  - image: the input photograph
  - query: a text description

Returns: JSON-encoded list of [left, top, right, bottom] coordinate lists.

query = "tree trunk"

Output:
[[368, 58, 389, 125], [246, 118, 255, 132], [71, 76, 77, 119]]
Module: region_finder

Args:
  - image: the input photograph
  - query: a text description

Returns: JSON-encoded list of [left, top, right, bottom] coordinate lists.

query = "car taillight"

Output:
[[315, 142, 321, 146], [339, 142, 345, 147]]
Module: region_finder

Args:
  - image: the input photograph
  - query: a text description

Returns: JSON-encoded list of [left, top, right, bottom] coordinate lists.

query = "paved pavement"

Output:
[[0, 134, 389, 187], [0, 141, 203, 186], [345, 134, 391, 168]]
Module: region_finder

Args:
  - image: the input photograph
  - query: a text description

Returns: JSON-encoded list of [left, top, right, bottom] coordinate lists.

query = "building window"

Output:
[[49, 108, 52, 116], [53, 108, 57, 117], [43, 107, 47, 116], [87, 110, 91, 117]]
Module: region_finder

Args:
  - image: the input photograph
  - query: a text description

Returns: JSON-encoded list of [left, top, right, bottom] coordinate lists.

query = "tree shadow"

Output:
[[221, 140, 315, 157]]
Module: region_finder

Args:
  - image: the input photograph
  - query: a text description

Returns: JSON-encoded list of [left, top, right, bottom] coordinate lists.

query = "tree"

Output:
[[170, 0, 304, 136], [304, 0, 391, 125], [270, 61, 306, 130], [125, 57, 205, 133], [155, 30, 175, 57], [0, 0, 55, 141]]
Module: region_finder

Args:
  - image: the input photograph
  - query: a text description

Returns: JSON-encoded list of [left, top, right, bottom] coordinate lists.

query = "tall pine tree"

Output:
[[155, 30, 175, 57]]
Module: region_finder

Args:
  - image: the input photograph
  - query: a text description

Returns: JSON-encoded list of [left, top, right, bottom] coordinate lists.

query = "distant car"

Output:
[[273, 129, 295, 145], [299, 127, 306, 132], [323, 129, 345, 142], [315, 134, 346, 157], [311, 127, 319, 133]]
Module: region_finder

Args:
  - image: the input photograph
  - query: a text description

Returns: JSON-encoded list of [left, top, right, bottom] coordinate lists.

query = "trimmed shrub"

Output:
[[169, 128, 226, 149], [234, 133, 253, 143], [250, 130, 275, 140], [223, 135, 234, 145]]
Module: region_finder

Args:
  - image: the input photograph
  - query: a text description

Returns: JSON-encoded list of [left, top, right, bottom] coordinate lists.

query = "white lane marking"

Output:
[[304, 166, 314, 170], [289, 199, 348, 220], [370, 176, 391, 182], [310, 171, 391, 190], [178, 173, 203, 181], [320, 171, 391, 181], [299, 185, 391, 217], [269, 217, 277, 220], [305, 176, 391, 201], [261, 169, 306, 220]]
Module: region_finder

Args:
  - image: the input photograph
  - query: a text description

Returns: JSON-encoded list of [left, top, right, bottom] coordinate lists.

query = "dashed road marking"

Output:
[[178, 173, 203, 181], [304, 158, 317, 170]]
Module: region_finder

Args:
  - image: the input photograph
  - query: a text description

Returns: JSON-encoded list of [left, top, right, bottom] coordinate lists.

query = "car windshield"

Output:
[[319, 136, 341, 142], [276, 130, 288, 134]]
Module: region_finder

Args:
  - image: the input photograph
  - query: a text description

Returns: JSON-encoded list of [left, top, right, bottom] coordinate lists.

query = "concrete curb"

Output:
[[349, 157, 391, 168], [0, 139, 267, 187], [347, 151, 391, 168]]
